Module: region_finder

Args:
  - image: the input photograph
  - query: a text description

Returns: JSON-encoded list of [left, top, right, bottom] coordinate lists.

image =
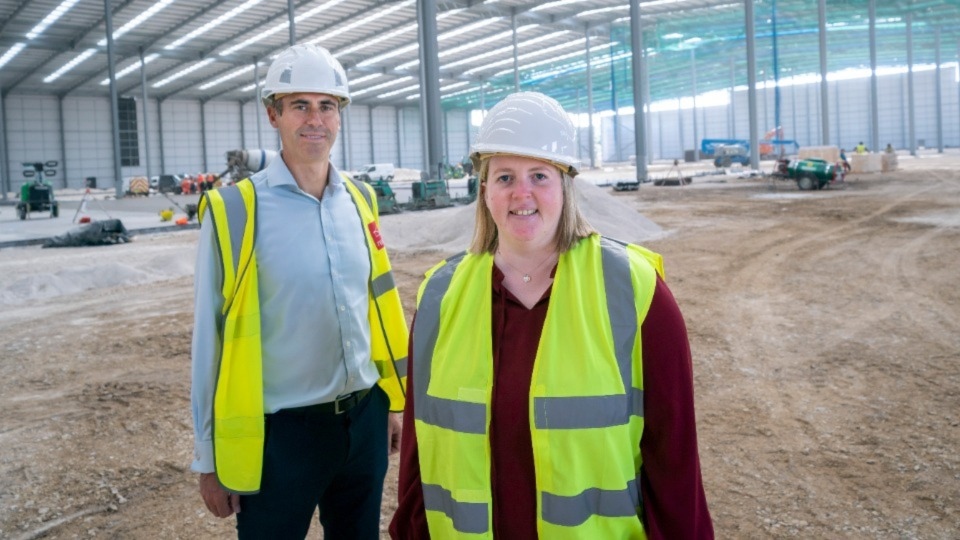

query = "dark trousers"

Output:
[[236, 386, 389, 539]]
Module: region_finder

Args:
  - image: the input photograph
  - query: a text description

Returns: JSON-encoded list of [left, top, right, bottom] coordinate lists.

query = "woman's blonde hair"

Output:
[[469, 154, 596, 254]]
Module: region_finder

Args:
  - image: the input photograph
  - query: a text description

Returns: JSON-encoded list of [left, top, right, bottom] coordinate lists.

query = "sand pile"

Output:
[[379, 179, 663, 253]]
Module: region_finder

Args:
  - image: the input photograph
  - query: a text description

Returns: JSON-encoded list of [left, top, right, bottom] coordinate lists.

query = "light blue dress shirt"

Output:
[[190, 155, 380, 473]]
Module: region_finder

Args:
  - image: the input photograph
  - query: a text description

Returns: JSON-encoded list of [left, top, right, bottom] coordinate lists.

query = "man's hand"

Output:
[[199, 473, 240, 518], [387, 412, 402, 455]]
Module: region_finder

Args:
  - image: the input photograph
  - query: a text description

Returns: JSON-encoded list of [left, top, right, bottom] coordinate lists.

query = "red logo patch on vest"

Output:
[[368, 221, 384, 250]]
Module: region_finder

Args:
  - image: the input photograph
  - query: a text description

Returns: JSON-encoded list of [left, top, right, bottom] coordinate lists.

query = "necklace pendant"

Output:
[[522, 274, 531, 283]]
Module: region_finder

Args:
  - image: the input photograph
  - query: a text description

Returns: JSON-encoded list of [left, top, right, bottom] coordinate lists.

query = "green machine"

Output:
[[772, 158, 842, 191], [18, 178, 59, 220], [410, 177, 453, 210], [360, 175, 400, 214]]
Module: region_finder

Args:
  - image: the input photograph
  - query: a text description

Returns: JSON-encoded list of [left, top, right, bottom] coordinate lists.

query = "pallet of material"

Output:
[[850, 153, 882, 174], [882, 152, 898, 172]]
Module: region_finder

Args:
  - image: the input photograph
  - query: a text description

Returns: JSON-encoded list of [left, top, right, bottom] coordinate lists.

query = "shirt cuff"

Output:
[[191, 439, 215, 473]]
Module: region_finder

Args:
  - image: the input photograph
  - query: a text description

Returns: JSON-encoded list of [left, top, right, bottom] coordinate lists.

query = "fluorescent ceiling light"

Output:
[[577, 5, 627, 17], [44, 48, 97, 82], [663, 33, 683, 39], [441, 81, 469, 92], [491, 48, 585, 77], [153, 58, 215, 87], [242, 78, 264, 92], [100, 53, 160, 84], [356, 8, 465, 67], [377, 83, 419, 99], [166, 0, 263, 50], [351, 76, 415, 97], [220, 0, 348, 56], [98, 0, 177, 46], [309, 0, 414, 47], [0, 43, 26, 70], [348, 73, 384, 86], [199, 64, 257, 89], [531, 0, 589, 12], [335, 22, 417, 57], [448, 30, 567, 71], [394, 19, 513, 71], [478, 38, 587, 76], [27, 0, 82, 39]]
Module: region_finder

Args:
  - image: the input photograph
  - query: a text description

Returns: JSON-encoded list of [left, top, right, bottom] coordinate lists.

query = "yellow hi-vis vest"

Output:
[[413, 234, 663, 539], [199, 176, 409, 494]]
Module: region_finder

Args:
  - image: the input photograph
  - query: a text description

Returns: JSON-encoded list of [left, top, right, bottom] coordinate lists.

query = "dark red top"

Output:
[[389, 265, 713, 539]]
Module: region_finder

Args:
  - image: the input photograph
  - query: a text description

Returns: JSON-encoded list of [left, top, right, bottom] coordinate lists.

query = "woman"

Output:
[[390, 92, 713, 539]]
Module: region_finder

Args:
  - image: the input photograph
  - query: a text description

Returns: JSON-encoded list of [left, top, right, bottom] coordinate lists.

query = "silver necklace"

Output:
[[497, 249, 556, 284]]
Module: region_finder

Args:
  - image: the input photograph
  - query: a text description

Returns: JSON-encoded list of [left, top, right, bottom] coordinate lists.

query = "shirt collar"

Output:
[[264, 153, 344, 191]]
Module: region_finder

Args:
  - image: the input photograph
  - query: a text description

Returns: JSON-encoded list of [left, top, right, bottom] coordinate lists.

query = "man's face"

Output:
[[266, 92, 341, 165]]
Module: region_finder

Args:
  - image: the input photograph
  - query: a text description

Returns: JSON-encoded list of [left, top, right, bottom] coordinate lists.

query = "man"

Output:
[[855, 141, 867, 154], [191, 43, 408, 539]]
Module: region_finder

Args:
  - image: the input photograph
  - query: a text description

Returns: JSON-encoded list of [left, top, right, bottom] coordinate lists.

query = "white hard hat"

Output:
[[261, 43, 350, 107], [470, 91, 579, 176]]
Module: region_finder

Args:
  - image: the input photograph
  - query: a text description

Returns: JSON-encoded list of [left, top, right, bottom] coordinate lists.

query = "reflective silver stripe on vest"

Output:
[[371, 270, 396, 298], [217, 184, 248, 273], [541, 479, 640, 526], [390, 356, 408, 378], [422, 483, 489, 534], [345, 176, 373, 210], [533, 238, 642, 429], [413, 252, 487, 434]]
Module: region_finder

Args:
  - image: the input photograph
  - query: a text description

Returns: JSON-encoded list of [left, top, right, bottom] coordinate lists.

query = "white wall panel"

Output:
[[160, 100, 203, 176], [344, 105, 371, 170], [202, 101, 243, 175], [399, 107, 423, 172], [5, 95, 64, 188], [444, 109, 470, 166], [371, 106, 398, 167]]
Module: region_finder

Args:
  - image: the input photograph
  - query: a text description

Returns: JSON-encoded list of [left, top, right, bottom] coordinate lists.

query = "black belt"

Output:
[[278, 388, 372, 416]]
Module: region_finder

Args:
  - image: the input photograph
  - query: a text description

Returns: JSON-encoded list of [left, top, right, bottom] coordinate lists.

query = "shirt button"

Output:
[[345, 342, 351, 349], [339, 305, 346, 311]]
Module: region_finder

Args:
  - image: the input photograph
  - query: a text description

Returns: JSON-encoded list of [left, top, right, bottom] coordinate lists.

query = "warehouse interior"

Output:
[[1, 0, 959, 196]]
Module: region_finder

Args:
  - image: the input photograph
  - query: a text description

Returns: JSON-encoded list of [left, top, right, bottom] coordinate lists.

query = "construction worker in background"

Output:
[[191, 43, 408, 539], [856, 141, 868, 154], [885, 143, 895, 154], [840, 148, 851, 172], [390, 92, 713, 539]]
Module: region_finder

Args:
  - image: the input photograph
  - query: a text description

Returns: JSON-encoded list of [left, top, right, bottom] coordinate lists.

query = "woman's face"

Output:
[[483, 155, 564, 253]]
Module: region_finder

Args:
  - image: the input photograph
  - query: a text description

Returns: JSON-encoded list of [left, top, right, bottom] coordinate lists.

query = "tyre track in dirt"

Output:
[[699, 173, 960, 537]]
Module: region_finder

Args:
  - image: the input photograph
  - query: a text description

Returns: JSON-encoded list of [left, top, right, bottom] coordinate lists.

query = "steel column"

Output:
[[418, 0, 443, 178], [369, 106, 376, 163], [586, 28, 595, 169], [200, 101, 208, 172], [817, 0, 829, 145], [157, 99, 166, 172], [629, 0, 647, 180], [104, 0, 123, 198], [0, 90, 7, 200], [287, 0, 296, 45], [745, 0, 760, 168], [58, 96, 68, 188], [691, 48, 699, 160], [512, 10, 520, 91], [869, 0, 880, 152], [396, 107, 403, 168], [907, 14, 916, 156], [254, 60, 263, 148], [935, 26, 943, 153], [140, 48, 152, 179]]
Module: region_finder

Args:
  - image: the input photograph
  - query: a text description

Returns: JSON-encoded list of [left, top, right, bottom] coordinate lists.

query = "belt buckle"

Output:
[[334, 392, 352, 415]]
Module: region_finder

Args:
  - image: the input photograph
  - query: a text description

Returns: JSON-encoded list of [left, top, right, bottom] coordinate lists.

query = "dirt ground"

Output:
[[1, 156, 958, 539]]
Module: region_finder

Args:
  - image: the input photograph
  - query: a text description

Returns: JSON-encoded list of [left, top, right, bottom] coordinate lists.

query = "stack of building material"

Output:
[[882, 152, 898, 172], [798, 146, 840, 163], [850, 153, 882, 173]]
